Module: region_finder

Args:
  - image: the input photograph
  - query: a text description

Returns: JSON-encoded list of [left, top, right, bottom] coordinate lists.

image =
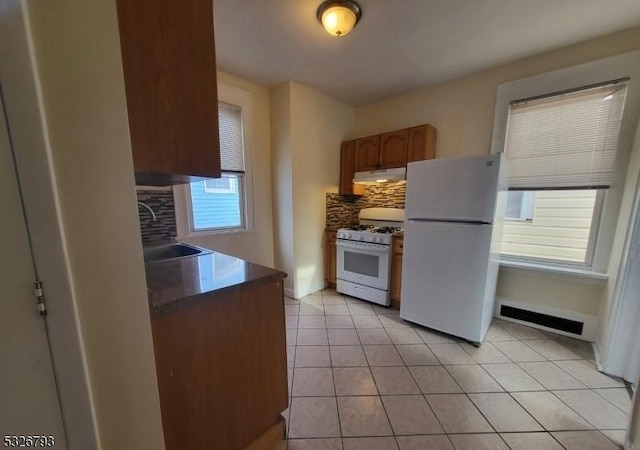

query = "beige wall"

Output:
[[497, 268, 602, 316], [25, 0, 165, 448], [354, 27, 640, 326], [290, 82, 354, 297], [270, 82, 354, 298], [353, 27, 640, 149], [270, 83, 295, 294], [181, 71, 275, 267]]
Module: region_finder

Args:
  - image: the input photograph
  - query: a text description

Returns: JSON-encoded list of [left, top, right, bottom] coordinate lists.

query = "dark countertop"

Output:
[[145, 249, 286, 316]]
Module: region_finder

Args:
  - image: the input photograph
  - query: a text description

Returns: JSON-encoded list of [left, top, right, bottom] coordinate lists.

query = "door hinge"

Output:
[[34, 280, 47, 316]]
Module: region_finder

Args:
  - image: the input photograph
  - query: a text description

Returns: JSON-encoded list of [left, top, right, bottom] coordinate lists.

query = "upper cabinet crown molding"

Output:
[[116, 0, 221, 186]]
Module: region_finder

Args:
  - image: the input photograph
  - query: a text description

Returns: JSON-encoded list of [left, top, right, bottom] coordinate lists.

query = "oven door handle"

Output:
[[336, 240, 390, 253]]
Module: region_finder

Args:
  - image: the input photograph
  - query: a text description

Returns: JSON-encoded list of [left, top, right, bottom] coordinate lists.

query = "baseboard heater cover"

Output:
[[500, 304, 584, 335]]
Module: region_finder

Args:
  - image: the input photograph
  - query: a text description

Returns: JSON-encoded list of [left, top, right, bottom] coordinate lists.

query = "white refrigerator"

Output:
[[400, 154, 507, 344]]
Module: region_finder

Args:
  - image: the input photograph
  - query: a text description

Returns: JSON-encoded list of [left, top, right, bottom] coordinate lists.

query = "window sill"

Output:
[[499, 258, 608, 283], [177, 228, 253, 239]]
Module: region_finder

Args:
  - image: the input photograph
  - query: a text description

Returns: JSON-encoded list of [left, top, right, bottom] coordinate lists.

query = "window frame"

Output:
[[491, 51, 640, 272], [174, 83, 255, 238], [186, 172, 246, 233], [500, 189, 606, 269], [504, 191, 535, 222], [203, 175, 237, 194]]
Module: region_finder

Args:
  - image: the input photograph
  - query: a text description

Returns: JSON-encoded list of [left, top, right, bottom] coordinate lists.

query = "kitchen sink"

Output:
[[143, 243, 212, 264]]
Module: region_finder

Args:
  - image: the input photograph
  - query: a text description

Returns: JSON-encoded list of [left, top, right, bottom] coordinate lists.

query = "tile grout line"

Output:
[[322, 292, 346, 443], [591, 388, 633, 415], [548, 388, 624, 432], [386, 323, 456, 438], [290, 289, 624, 446], [373, 308, 458, 441], [286, 298, 298, 440], [351, 301, 397, 441]]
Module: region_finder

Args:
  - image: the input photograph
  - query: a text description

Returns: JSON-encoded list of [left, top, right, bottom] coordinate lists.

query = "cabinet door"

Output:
[[340, 140, 364, 196], [151, 278, 287, 450], [390, 237, 403, 304], [379, 129, 408, 169], [326, 231, 337, 284], [116, 0, 221, 185], [355, 135, 381, 172], [407, 124, 437, 163]]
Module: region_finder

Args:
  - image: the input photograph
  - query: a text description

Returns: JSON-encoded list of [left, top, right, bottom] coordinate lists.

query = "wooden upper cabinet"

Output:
[[116, 0, 221, 186], [355, 135, 381, 172], [340, 140, 365, 196], [407, 124, 437, 163], [340, 124, 436, 193], [379, 129, 408, 169]]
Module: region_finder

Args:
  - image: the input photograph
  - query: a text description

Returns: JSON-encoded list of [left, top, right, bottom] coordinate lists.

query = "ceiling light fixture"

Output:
[[317, 0, 362, 37]]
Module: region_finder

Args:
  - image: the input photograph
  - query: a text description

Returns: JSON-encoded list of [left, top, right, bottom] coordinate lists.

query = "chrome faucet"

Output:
[[137, 201, 157, 221]]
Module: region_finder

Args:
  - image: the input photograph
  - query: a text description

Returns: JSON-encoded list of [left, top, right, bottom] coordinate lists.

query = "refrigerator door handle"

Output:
[[407, 218, 491, 225]]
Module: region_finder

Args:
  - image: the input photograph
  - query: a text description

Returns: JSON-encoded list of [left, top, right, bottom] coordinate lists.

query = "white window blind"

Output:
[[218, 102, 245, 173], [504, 80, 628, 190]]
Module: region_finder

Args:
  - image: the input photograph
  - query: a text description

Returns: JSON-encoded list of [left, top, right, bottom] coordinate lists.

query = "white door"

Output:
[[400, 220, 493, 342], [405, 154, 502, 223], [0, 94, 67, 445]]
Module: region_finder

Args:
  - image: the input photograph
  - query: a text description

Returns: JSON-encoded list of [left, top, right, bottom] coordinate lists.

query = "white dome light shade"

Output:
[[317, 0, 362, 37]]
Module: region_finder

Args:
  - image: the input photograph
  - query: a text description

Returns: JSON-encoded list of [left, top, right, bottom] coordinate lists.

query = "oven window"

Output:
[[344, 250, 379, 278]]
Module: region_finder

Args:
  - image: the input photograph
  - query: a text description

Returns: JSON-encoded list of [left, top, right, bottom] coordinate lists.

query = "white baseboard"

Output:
[[495, 297, 598, 342], [284, 287, 295, 300]]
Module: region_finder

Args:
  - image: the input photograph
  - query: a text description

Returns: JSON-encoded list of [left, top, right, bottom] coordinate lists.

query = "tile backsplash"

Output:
[[364, 182, 406, 208], [137, 189, 177, 243], [326, 182, 406, 229]]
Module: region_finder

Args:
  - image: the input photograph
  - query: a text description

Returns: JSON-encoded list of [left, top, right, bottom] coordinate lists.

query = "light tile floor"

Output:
[[278, 289, 631, 450]]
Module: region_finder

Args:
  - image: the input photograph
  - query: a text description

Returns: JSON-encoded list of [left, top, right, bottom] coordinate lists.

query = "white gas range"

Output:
[[336, 207, 404, 306]]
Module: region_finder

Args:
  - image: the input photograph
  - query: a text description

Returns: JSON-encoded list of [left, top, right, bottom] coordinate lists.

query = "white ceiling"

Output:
[[214, 0, 640, 106]]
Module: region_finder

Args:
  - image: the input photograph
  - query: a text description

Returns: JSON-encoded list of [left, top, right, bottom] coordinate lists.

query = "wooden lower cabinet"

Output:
[[325, 230, 337, 285], [390, 236, 404, 309], [151, 277, 288, 450]]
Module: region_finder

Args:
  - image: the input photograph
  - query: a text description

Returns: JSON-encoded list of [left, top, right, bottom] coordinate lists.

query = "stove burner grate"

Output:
[[344, 225, 375, 231], [372, 226, 402, 234]]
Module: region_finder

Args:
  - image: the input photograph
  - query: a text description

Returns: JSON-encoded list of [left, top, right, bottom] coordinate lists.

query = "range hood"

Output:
[[353, 167, 406, 185]]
